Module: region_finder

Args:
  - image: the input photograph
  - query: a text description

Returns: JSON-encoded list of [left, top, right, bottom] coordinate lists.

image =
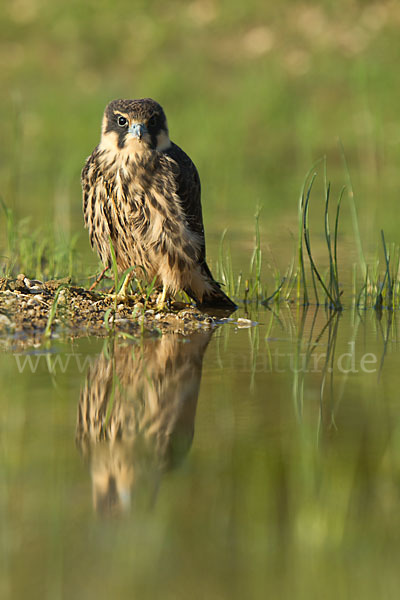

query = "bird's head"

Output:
[[100, 98, 171, 154]]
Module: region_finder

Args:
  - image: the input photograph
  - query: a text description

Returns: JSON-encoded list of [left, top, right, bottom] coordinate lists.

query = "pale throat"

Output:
[[155, 129, 171, 151], [99, 129, 171, 159]]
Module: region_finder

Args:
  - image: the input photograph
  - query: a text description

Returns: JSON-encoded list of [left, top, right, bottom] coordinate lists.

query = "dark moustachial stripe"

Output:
[[104, 116, 128, 149]]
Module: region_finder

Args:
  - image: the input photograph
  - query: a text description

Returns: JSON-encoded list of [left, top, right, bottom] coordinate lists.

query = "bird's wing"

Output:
[[163, 142, 206, 263], [81, 154, 92, 226], [81, 148, 114, 264], [81, 148, 104, 231]]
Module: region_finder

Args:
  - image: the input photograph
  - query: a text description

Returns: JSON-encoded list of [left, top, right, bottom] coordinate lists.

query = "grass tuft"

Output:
[[2, 160, 400, 312]]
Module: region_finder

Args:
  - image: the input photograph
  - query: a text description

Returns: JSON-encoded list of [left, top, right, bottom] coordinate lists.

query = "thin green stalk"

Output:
[[261, 278, 285, 306], [218, 228, 228, 288], [249, 207, 262, 301], [303, 178, 341, 309], [43, 285, 67, 338], [302, 175, 320, 305], [333, 187, 345, 294], [323, 183, 335, 299], [380, 230, 392, 308], [339, 140, 366, 278]]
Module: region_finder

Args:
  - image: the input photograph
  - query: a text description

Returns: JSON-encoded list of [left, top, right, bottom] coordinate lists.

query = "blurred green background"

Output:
[[3, 4, 400, 598], [1, 0, 399, 276]]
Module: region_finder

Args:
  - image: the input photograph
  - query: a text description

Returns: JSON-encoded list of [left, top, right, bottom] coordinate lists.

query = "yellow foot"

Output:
[[107, 292, 136, 304], [156, 285, 170, 311], [106, 273, 134, 303], [155, 302, 168, 312]]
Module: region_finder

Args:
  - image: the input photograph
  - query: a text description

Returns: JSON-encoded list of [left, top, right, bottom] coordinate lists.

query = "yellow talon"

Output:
[[118, 273, 132, 298], [108, 273, 133, 303], [156, 284, 168, 311]]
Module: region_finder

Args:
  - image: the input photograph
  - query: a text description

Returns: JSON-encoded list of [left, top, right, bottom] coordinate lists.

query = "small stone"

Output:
[[114, 318, 129, 324], [7, 280, 25, 292], [26, 297, 40, 307], [237, 318, 256, 328], [0, 314, 12, 326], [178, 310, 192, 319], [17, 273, 25, 281]]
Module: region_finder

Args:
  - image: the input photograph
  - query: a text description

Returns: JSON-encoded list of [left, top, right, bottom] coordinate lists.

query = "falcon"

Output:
[[81, 97, 236, 309]]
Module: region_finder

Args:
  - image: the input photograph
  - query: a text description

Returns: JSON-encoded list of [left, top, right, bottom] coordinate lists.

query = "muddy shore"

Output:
[[0, 275, 251, 350]]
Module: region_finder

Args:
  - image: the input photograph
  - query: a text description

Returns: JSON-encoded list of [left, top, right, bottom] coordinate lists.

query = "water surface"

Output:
[[1, 305, 399, 599]]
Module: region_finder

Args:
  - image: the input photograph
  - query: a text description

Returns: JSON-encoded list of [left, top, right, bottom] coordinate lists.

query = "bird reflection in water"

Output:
[[76, 332, 213, 516]]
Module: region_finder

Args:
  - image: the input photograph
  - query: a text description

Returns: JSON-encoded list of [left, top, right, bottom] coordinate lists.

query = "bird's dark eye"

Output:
[[117, 116, 128, 127], [148, 115, 157, 128]]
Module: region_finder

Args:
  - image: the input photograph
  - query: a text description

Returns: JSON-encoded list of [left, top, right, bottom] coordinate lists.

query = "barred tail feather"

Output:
[[200, 281, 237, 309], [186, 263, 237, 310]]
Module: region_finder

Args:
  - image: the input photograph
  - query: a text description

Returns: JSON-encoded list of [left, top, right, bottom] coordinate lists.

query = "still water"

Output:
[[1, 305, 400, 599]]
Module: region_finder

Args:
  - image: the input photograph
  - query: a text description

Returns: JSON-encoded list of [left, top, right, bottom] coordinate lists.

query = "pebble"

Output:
[[0, 314, 12, 326], [24, 277, 44, 290], [19, 277, 44, 294], [26, 298, 40, 308], [178, 310, 196, 319], [114, 318, 129, 325], [237, 318, 256, 328]]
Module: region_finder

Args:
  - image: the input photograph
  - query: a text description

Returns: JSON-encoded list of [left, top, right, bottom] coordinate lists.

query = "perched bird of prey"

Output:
[[82, 97, 236, 309]]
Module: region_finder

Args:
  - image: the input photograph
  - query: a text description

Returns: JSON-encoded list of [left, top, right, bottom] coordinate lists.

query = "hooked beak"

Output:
[[128, 122, 147, 141]]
